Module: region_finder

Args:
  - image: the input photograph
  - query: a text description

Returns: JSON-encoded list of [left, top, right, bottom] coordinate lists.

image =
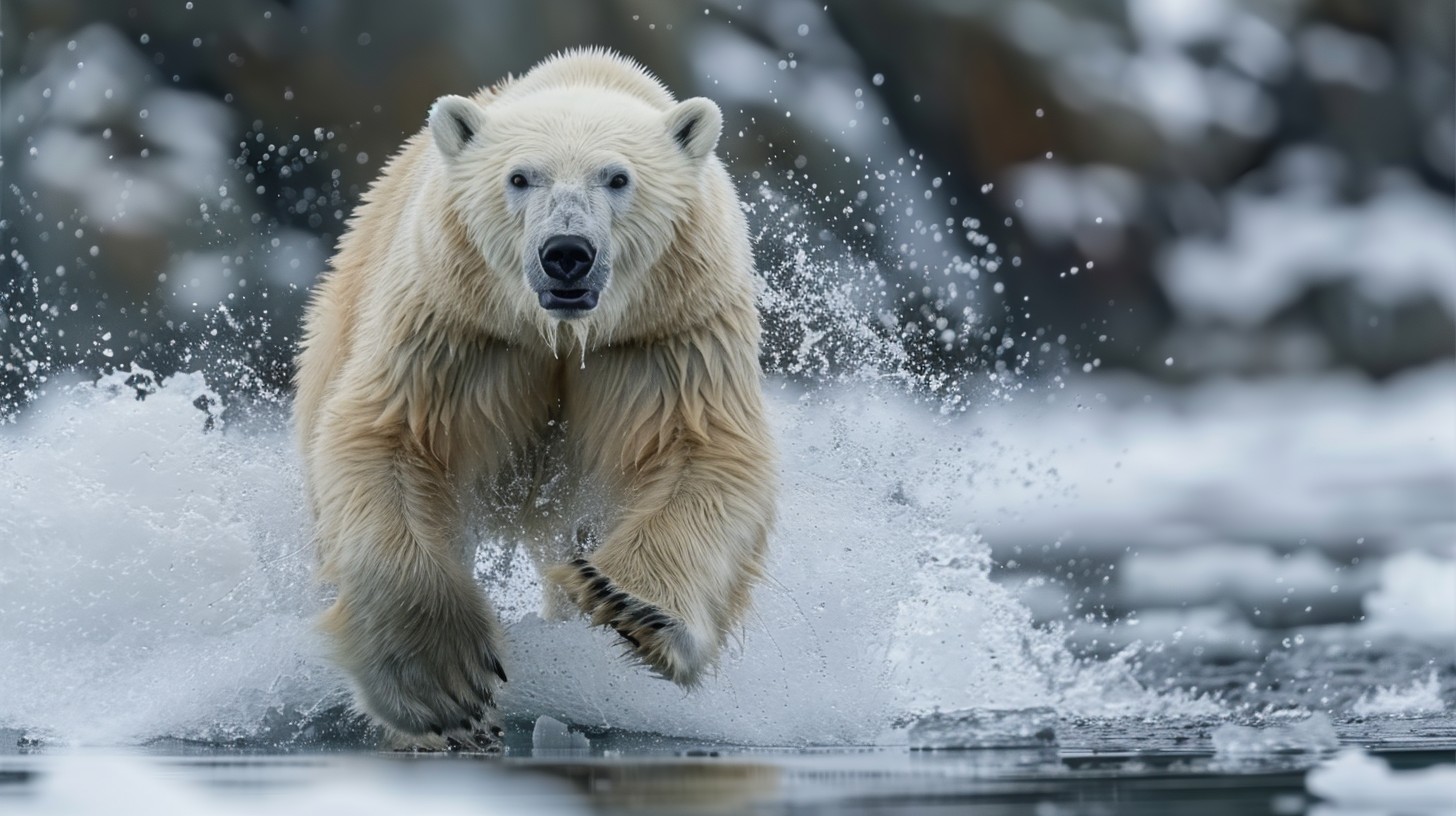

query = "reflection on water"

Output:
[[3, 736, 1453, 816]]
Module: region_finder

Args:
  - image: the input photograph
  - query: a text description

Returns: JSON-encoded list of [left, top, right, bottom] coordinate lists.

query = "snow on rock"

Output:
[[1162, 169, 1456, 326], [928, 365, 1456, 560]]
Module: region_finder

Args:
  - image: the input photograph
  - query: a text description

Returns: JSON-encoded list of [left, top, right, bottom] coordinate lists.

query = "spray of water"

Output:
[[1, 102, 1199, 745], [0, 350, 1213, 747]]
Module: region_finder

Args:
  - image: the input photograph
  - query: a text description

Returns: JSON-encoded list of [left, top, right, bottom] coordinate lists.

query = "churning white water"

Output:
[[0, 362, 1212, 747]]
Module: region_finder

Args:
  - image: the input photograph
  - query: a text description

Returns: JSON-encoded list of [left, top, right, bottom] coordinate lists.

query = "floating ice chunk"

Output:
[[1306, 749, 1456, 812], [1211, 712, 1338, 756], [532, 715, 590, 753], [907, 707, 1058, 750], [1352, 671, 1447, 717]]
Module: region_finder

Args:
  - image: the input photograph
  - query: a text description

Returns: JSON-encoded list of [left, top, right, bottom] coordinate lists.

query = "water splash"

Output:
[[0, 368, 344, 744], [0, 366, 1192, 746]]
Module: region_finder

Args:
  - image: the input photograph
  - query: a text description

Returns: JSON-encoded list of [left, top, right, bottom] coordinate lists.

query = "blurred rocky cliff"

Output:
[[3, 0, 1453, 413]]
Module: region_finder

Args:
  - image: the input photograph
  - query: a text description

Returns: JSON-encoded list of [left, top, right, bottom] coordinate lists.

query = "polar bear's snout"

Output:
[[536, 234, 601, 313], [539, 235, 596, 283]]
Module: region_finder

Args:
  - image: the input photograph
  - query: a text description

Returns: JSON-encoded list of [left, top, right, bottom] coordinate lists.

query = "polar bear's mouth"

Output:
[[538, 288, 599, 313]]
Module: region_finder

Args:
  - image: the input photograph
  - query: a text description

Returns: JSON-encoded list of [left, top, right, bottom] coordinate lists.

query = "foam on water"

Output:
[[0, 367, 1188, 746]]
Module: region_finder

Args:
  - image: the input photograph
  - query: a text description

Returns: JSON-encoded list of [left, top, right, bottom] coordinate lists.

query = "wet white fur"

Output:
[[294, 48, 776, 748]]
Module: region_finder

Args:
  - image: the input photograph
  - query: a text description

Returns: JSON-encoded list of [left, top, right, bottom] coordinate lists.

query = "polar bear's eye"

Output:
[[509, 173, 529, 189], [608, 173, 630, 190]]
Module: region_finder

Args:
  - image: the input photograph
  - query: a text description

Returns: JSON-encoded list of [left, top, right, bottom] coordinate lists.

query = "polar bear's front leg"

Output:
[[549, 336, 777, 685], [552, 556, 703, 681], [549, 449, 773, 684], [310, 412, 506, 751]]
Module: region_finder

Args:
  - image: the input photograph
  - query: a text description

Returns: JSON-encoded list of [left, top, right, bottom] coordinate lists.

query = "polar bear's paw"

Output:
[[552, 558, 714, 687], [328, 595, 508, 753], [383, 721, 506, 754], [355, 649, 508, 753]]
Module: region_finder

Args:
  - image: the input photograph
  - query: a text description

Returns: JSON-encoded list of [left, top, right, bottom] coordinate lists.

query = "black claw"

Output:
[[460, 718, 471, 730], [589, 577, 610, 594], [431, 725, 444, 736], [570, 558, 589, 568], [491, 660, 508, 684], [491, 726, 505, 737], [650, 620, 669, 630], [616, 628, 641, 647], [580, 566, 599, 578]]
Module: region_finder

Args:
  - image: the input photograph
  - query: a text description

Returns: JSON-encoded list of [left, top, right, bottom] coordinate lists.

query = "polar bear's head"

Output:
[[427, 85, 722, 328]]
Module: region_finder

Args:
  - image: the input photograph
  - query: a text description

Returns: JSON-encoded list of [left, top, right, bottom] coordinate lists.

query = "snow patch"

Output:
[[1162, 173, 1456, 325]]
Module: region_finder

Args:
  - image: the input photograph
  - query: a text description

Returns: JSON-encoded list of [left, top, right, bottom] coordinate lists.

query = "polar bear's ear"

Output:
[[429, 95, 488, 158], [665, 97, 722, 162]]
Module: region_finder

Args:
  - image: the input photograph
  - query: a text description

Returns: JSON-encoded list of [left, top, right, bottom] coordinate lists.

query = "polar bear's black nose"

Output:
[[539, 235, 596, 283]]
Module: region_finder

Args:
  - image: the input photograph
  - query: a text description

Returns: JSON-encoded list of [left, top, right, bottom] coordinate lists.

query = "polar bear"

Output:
[[293, 49, 776, 750]]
